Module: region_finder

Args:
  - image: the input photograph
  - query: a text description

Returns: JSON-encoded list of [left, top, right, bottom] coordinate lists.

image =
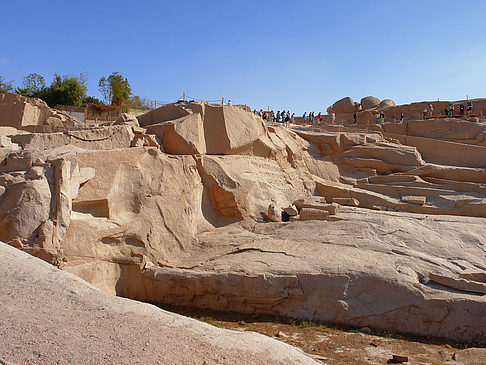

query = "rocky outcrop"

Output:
[[0, 242, 318, 365], [330, 97, 356, 114], [2, 93, 486, 346], [360, 96, 380, 110], [0, 93, 79, 128]]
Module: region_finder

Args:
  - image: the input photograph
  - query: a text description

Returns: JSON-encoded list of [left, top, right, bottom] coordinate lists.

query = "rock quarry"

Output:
[[1, 92, 486, 361]]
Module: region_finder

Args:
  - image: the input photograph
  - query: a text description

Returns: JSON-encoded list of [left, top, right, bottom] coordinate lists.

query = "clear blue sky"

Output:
[[2, 0, 486, 114]]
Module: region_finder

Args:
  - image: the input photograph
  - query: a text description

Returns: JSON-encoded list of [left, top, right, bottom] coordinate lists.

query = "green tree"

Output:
[[0, 76, 14, 93], [40, 73, 88, 106], [98, 72, 132, 106], [129, 95, 151, 109], [82, 96, 104, 105], [21, 73, 46, 96]]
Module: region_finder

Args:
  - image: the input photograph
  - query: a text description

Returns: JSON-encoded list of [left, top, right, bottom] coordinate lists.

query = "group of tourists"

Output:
[[302, 112, 322, 126], [422, 101, 473, 120], [253, 109, 295, 127]]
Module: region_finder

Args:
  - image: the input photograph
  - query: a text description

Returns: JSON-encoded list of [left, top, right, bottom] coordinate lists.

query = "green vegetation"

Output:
[[98, 72, 132, 107], [15, 73, 46, 97], [1, 71, 135, 111], [0, 76, 14, 93], [40, 73, 88, 107]]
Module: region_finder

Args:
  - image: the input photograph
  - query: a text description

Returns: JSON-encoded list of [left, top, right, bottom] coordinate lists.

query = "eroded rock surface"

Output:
[[0, 242, 318, 365], [1, 93, 486, 346]]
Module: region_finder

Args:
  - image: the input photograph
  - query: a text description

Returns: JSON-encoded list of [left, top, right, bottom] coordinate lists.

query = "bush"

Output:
[[0, 76, 14, 94], [40, 73, 88, 107], [99, 72, 132, 107]]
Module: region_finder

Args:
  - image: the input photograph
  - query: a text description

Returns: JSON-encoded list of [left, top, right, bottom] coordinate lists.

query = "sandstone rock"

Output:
[[268, 204, 282, 222], [392, 354, 408, 363], [459, 270, 486, 283], [113, 113, 140, 127], [332, 197, 359, 206], [283, 205, 299, 216], [293, 197, 327, 210], [360, 96, 380, 110], [146, 113, 206, 154], [0, 92, 78, 128], [331, 97, 356, 114], [428, 273, 486, 294], [401, 195, 426, 205], [289, 214, 301, 222], [0, 242, 318, 365], [378, 99, 396, 109], [300, 207, 329, 221], [137, 103, 191, 127], [3, 92, 486, 348]]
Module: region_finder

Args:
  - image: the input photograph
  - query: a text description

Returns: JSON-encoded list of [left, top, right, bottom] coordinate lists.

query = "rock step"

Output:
[[354, 182, 457, 198]]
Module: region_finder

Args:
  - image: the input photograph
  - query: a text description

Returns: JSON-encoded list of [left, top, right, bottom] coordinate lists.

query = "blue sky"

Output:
[[2, 0, 486, 114]]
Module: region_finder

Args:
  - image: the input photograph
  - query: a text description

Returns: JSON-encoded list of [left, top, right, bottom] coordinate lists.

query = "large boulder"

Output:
[[146, 113, 206, 154], [378, 99, 396, 109], [0, 93, 79, 128], [331, 97, 356, 114], [0, 242, 318, 365], [137, 103, 191, 127], [360, 96, 380, 110], [138, 102, 268, 155]]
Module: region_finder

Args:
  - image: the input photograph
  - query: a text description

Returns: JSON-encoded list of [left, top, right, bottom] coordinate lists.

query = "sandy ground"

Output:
[[0, 243, 318, 365], [163, 305, 486, 365]]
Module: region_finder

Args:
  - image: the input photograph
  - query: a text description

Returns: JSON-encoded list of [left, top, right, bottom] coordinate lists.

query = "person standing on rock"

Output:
[[380, 112, 385, 124], [423, 108, 427, 120], [460, 103, 465, 115], [375, 114, 379, 124], [331, 112, 335, 124], [449, 104, 454, 117], [303, 112, 307, 125], [291, 112, 295, 123], [400, 113, 404, 123], [317, 112, 322, 124], [227, 100, 232, 106], [428, 104, 434, 118], [353, 112, 357, 124], [467, 101, 473, 115]]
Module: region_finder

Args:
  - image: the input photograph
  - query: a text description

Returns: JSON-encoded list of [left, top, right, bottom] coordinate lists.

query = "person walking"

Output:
[[460, 103, 465, 115], [423, 108, 427, 120], [303, 112, 307, 125], [467, 101, 473, 115], [317, 112, 322, 124], [428, 103, 434, 118], [291, 112, 295, 123], [450, 104, 454, 117], [380, 112, 385, 124], [375, 114, 380, 124]]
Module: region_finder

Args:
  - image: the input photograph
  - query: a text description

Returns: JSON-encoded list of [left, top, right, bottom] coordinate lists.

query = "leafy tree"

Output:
[[98, 72, 132, 106], [129, 95, 151, 109], [0, 76, 14, 93], [40, 73, 88, 107], [82, 96, 104, 105], [20, 73, 46, 96]]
